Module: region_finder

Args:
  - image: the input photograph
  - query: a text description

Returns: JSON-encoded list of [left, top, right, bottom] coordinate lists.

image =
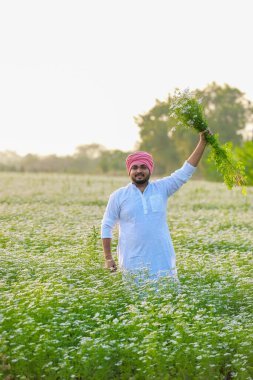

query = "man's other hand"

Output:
[[105, 258, 117, 271]]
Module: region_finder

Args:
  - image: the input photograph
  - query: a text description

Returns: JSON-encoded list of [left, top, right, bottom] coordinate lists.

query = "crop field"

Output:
[[0, 172, 253, 379]]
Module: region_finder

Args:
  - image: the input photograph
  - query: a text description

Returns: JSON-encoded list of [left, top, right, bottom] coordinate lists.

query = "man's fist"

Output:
[[105, 258, 117, 271]]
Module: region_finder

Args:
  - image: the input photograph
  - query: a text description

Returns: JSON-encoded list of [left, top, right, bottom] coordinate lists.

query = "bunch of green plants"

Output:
[[169, 89, 247, 193]]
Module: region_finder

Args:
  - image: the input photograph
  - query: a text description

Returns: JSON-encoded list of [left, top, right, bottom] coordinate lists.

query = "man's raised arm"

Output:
[[187, 131, 209, 167]]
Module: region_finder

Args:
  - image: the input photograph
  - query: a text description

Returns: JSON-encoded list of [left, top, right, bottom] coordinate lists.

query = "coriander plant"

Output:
[[169, 89, 247, 193]]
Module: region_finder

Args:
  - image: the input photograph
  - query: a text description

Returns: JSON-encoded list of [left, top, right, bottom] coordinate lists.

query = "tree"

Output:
[[196, 82, 253, 145], [135, 99, 182, 173], [74, 143, 105, 159], [235, 141, 253, 185], [99, 150, 130, 173], [21, 154, 41, 172], [73, 143, 105, 173], [135, 83, 253, 177], [0, 151, 22, 171]]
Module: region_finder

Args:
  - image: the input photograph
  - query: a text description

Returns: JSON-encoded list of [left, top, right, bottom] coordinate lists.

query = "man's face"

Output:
[[129, 164, 150, 185]]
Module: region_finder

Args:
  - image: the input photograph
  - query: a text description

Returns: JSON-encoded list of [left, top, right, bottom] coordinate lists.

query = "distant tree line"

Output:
[[0, 144, 130, 175], [1, 82, 253, 183]]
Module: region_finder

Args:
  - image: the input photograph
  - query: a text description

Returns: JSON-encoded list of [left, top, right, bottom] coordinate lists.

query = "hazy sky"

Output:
[[1, 0, 253, 156]]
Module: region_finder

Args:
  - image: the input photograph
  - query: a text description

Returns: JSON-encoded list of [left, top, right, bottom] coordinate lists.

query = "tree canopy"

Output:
[[135, 82, 253, 177]]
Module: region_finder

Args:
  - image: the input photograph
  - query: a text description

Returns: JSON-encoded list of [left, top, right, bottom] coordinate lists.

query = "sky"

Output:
[[0, 0, 253, 156]]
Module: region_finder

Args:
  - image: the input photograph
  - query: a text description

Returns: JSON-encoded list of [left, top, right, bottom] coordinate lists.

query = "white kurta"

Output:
[[101, 161, 196, 277]]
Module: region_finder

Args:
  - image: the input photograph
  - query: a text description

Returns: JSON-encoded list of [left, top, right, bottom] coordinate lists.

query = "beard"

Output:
[[133, 178, 148, 185], [132, 173, 150, 185]]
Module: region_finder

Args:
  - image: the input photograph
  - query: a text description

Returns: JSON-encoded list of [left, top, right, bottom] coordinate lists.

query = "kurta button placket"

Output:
[[135, 184, 149, 214], [141, 194, 148, 214]]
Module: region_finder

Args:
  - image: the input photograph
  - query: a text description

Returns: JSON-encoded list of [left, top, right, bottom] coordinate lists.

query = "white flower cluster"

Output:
[[0, 173, 252, 378]]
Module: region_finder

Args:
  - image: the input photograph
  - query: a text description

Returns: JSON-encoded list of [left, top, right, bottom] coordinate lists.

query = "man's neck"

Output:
[[133, 182, 148, 193]]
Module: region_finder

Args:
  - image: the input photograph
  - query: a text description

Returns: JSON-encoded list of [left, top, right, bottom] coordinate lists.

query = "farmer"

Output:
[[101, 131, 209, 280]]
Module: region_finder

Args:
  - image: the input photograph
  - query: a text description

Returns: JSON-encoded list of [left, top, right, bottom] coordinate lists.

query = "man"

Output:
[[101, 131, 209, 279]]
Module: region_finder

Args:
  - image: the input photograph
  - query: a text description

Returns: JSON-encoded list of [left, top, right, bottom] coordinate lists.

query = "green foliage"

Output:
[[235, 141, 253, 185], [135, 82, 253, 181], [0, 146, 132, 175], [99, 150, 130, 174], [135, 99, 180, 174], [196, 82, 253, 145], [0, 174, 253, 379], [169, 89, 247, 192]]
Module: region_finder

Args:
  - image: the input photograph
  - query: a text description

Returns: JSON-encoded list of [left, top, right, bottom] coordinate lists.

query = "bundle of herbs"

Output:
[[169, 89, 247, 193]]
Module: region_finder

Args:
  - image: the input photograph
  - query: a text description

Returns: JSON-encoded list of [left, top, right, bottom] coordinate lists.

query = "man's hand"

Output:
[[102, 238, 117, 271], [104, 258, 117, 271], [200, 128, 212, 143], [187, 129, 213, 167]]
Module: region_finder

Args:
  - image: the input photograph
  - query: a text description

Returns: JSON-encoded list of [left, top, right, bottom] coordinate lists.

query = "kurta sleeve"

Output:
[[158, 161, 196, 197], [101, 192, 120, 238]]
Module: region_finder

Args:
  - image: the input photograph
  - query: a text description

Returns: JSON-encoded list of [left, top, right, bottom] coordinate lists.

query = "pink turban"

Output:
[[126, 151, 154, 174]]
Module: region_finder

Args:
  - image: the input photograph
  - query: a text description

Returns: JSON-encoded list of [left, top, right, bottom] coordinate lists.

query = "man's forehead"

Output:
[[131, 163, 148, 168]]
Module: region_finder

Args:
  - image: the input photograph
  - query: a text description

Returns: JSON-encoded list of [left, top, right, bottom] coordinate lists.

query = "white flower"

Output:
[[80, 337, 92, 344]]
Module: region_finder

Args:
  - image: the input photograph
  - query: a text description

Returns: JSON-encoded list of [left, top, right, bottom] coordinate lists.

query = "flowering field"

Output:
[[0, 172, 253, 380]]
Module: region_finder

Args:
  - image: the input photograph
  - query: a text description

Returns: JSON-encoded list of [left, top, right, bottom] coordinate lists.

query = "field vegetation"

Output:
[[0, 173, 252, 379]]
